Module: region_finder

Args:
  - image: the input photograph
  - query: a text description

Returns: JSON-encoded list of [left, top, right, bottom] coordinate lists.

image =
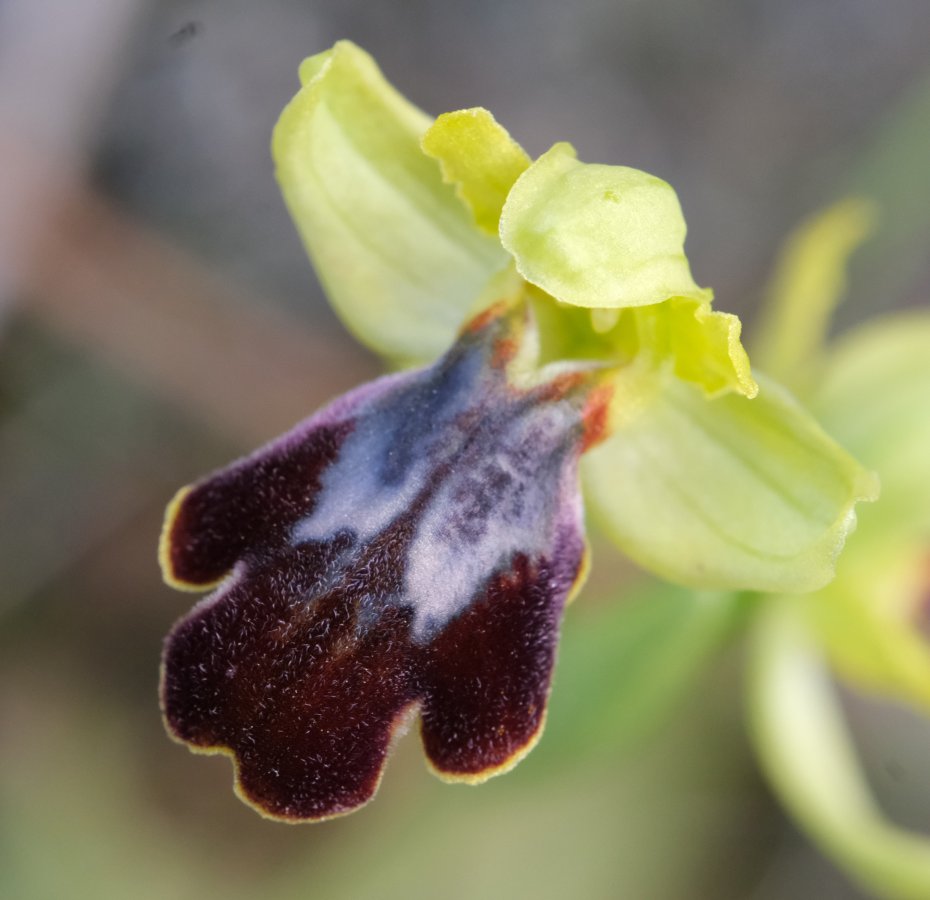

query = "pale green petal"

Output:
[[531, 290, 758, 399], [421, 108, 531, 235], [632, 297, 757, 398], [753, 198, 875, 387], [273, 41, 507, 365], [813, 312, 930, 540], [584, 373, 879, 592], [749, 596, 930, 900], [499, 142, 707, 309]]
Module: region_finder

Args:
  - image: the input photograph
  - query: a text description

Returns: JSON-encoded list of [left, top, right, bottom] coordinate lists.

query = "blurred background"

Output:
[[2, 1, 929, 897]]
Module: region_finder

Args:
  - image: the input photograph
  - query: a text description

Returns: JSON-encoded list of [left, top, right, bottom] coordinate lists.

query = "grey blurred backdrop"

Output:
[[98, 0, 930, 328], [2, 2, 930, 899]]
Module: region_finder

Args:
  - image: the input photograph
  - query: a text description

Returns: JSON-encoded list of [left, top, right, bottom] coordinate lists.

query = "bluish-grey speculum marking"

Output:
[[292, 321, 584, 642]]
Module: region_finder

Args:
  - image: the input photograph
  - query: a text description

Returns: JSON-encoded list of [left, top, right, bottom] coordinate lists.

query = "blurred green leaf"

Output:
[[535, 582, 744, 768]]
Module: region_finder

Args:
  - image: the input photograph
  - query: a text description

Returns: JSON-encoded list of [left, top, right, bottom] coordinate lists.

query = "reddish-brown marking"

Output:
[[581, 383, 614, 451], [533, 371, 588, 404], [462, 301, 509, 335], [491, 336, 519, 368]]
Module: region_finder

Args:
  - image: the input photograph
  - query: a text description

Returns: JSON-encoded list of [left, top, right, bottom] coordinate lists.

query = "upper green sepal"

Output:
[[273, 41, 507, 366], [499, 142, 708, 310], [274, 42, 747, 378]]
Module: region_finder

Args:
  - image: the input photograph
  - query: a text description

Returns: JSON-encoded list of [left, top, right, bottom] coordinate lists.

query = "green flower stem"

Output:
[[749, 595, 930, 900]]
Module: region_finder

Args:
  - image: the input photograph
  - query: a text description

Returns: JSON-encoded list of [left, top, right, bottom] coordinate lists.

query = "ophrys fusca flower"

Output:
[[161, 306, 611, 820], [159, 41, 876, 823]]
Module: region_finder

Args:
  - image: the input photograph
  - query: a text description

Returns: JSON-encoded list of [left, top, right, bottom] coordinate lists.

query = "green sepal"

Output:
[[808, 550, 930, 713], [273, 41, 507, 366], [584, 373, 879, 592], [812, 313, 930, 541], [804, 312, 930, 709]]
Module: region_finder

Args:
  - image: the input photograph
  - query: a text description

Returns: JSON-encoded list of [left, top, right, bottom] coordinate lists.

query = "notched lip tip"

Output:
[[233, 778, 373, 826], [162, 724, 376, 824], [421, 709, 548, 786], [160, 692, 421, 824], [158, 483, 235, 594], [158, 485, 215, 594]]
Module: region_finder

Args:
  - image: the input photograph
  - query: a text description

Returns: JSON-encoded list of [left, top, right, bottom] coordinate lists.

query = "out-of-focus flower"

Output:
[[159, 41, 875, 822], [745, 200, 930, 899]]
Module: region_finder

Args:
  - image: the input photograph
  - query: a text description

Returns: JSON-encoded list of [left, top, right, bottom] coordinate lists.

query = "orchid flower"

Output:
[[159, 41, 875, 822], [743, 200, 930, 899], [161, 306, 611, 819]]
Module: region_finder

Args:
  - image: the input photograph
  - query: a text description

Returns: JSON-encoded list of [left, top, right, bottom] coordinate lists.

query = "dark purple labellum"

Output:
[[160, 305, 608, 821]]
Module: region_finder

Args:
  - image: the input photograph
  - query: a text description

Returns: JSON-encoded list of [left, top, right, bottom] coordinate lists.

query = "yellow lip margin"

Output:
[[158, 485, 227, 594]]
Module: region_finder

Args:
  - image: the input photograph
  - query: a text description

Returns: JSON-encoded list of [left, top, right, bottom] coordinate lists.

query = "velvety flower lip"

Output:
[[159, 305, 609, 822]]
